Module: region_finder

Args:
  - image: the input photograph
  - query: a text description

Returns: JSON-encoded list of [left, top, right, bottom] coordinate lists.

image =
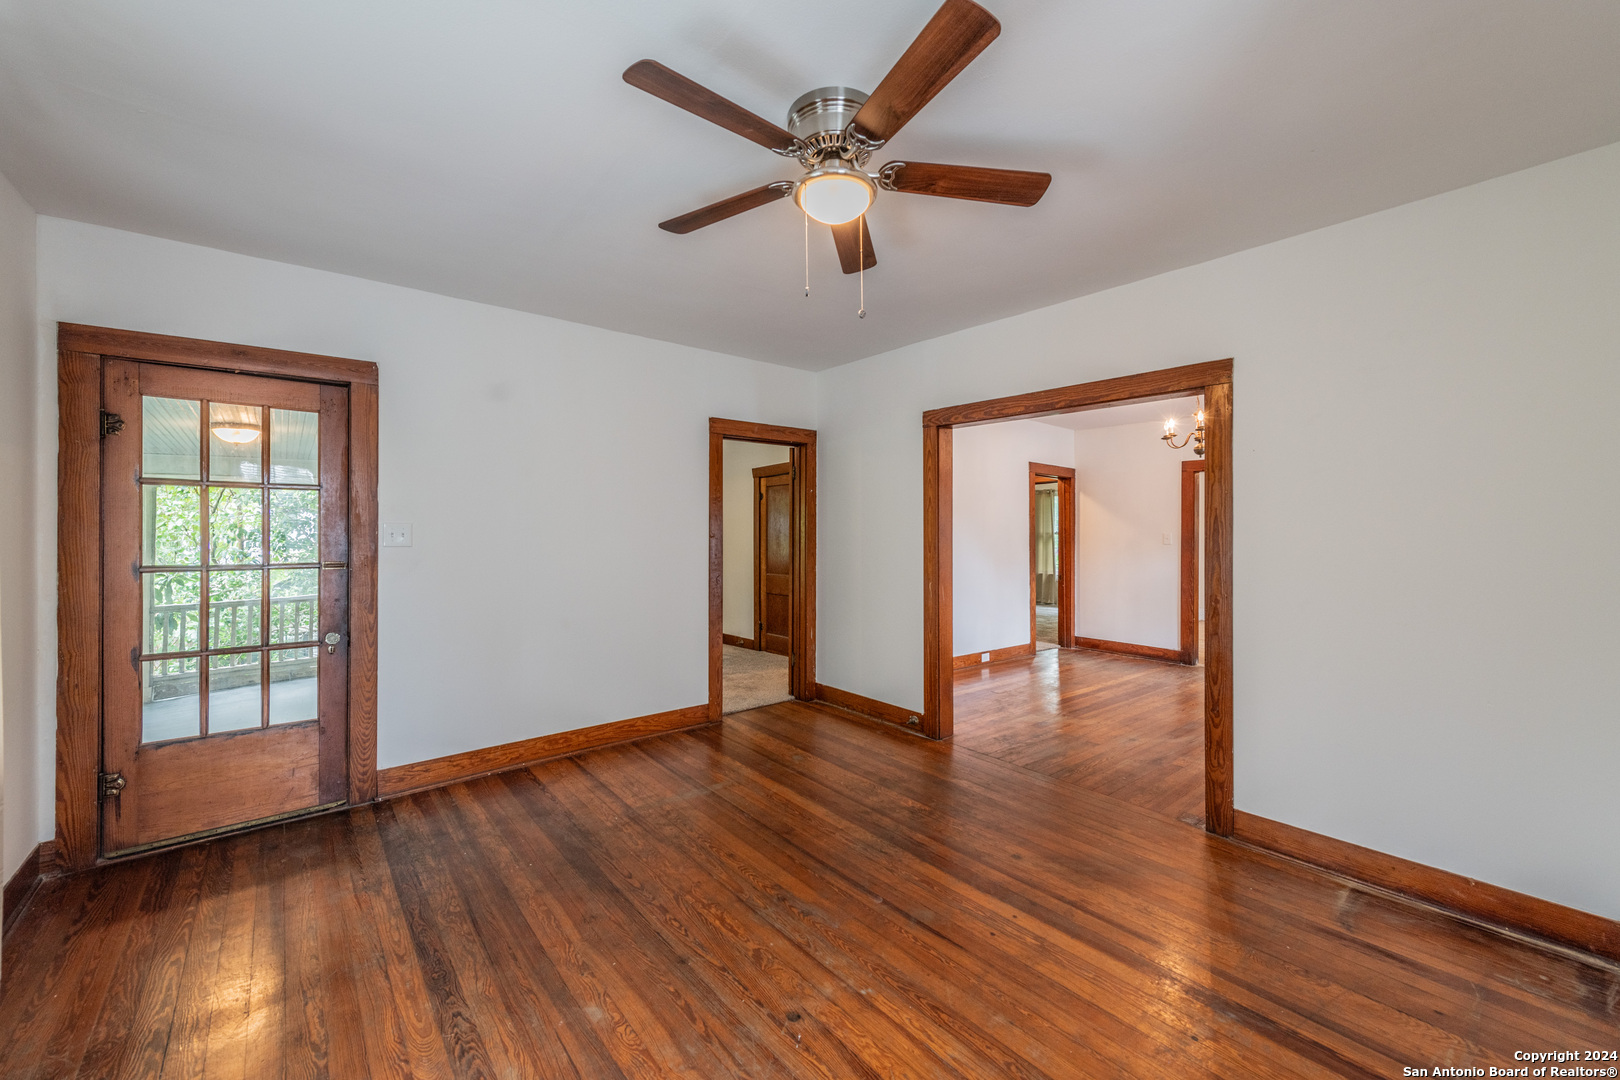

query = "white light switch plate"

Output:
[[383, 523, 413, 547]]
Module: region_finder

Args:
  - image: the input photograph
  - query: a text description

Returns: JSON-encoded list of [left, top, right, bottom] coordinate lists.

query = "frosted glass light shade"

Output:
[[211, 425, 261, 444], [797, 174, 874, 225]]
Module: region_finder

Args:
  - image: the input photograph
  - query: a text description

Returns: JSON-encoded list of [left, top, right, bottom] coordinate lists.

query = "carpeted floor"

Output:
[[722, 644, 792, 713]]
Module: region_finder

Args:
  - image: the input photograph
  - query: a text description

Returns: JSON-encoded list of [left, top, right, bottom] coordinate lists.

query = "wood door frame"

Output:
[[752, 461, 794, 652], [709, 419, 817, 719], [1028, 463, 1075, 650], [1180, 459, 1206, 665], [55, 323, 380, 871], [923, 359, 1235, 834]]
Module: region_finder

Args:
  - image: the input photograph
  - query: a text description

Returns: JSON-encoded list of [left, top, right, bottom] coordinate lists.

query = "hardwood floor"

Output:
[[954, 646, 1206, 824], [3, 702, 1616, 1078]]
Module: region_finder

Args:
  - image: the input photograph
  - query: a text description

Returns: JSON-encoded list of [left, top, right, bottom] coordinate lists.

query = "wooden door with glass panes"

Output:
[[100, 359, 349, 856]]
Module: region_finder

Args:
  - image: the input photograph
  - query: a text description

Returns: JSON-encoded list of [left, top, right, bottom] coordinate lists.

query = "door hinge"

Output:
[[100, 411, 125, 437], [130, 645, 140, 672], [100, 772, 127, 799]]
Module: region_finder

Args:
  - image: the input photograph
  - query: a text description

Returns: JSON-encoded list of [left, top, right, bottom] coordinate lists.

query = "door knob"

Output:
[[325, 631, 341, 654]]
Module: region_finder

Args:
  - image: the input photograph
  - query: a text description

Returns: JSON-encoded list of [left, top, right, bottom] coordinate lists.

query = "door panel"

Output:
[[101, 360, 348, 856], [757, 470, 793, 656]]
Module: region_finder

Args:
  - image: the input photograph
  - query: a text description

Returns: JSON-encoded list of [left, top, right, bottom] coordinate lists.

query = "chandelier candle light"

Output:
[[1162, 410, 1206, 457]]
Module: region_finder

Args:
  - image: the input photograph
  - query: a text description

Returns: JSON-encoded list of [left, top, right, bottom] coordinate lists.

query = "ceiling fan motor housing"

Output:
[[787, 87, 870, 164]]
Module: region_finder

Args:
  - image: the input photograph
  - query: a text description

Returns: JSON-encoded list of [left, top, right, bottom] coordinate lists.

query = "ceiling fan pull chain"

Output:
[[858, 216, 866, 318], [804, 208, 810, 297]]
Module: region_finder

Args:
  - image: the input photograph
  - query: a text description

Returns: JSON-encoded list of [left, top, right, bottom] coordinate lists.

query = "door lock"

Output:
[[324, 632, 342, 654]]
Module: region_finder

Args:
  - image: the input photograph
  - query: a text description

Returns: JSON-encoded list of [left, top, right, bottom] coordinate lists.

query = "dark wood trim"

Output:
[[709, 418, 817, 443], [922, 361, 1234, 836], [1072, 637, 1183, 663], [1180, 459, 1206, 665], [54, 324, 381, 870], [952, 641, 1038, 668], [923, 359, 1232, 427], [710, 420, 817, 717], [752, 461, 793, 653], [1028, 463, 1075, 651], [1202, 381, 1233, 835], [2, 841, 58, 939], [922, 424, 952, 739], [56, 350, 103, 872], [57, 323, 378, 385], [1232, 811, 1620, 964], [347, 381, 380, 804], [721, 633, 757, 650], [376, 705, 712, 799], [813, 684, 920, 730]]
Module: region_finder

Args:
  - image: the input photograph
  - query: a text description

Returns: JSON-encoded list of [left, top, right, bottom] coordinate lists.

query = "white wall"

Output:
[[951, 419, 1073, 656], [721, 440, 791, 641], [1071, 419, 1200, 650], [29, 219, 817, 847], [817, 141, 1620, 919], [0, 171, 36, 885]]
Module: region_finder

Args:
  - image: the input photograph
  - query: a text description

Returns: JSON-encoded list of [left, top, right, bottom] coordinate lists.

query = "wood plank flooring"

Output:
[[3, 702, 1616, 1078], [954, 646, 1206, 823]]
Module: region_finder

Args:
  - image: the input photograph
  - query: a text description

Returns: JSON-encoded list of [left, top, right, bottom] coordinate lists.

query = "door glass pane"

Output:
[[143, 485, 202, 566], [143, 397, 201, 480], [144, 571, 201, 654], [208, 570, 263, 649], [269, 647, 318, 725], [270, 409, 319, 484], [209, 402, 264, 482], [269, 569, 319, 643], [143, 657, 200, 742], [270, 489, 319, 564], [208, 487, 264, 565], [208, 652, 263, 733]]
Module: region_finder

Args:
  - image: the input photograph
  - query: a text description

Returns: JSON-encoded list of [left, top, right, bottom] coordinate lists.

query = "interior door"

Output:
[[755, 463, 793, 656], [99, 359, 349, 856]]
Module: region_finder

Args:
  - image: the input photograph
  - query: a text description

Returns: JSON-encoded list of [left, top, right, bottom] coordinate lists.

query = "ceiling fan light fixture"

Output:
[[795, 163, 875, 226]]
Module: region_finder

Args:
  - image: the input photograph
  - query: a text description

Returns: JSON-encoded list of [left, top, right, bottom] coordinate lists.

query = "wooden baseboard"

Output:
[[3, 840, 58, 939], [1073, 637, 1184, 663], [1232, 811, 1620, 964], [376, 705, 714, 799], [952, 642, 1036, 669], [721, 633, 756, 649], [814, 684, 921, 730]]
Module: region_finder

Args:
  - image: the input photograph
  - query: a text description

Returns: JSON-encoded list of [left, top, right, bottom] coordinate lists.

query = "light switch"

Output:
[[383, 523, 413, 547], [1162, 532, 1172, 545]]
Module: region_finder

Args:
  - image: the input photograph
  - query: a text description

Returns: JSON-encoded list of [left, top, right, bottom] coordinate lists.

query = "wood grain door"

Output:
[[754, 463, 793, 656], [99, 359, 350, 856]]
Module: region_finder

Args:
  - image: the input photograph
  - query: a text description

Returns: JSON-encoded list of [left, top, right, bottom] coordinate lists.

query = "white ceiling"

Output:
[[2, 2, 1618, 371], [1035, 395, 1203, 432]]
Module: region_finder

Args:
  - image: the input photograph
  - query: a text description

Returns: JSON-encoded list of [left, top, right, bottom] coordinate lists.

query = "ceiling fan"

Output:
[[623, 0, 1051, 279]]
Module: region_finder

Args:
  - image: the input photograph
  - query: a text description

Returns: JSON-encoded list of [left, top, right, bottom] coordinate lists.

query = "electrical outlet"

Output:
[[981, 652, 990, 662], [382, 523, 413, 547]]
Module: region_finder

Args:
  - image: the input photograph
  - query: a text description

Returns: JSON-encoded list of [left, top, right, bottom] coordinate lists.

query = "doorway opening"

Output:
[[1029, 463, 1074, 652], [708, 419, 817, 718], [923, 361, 1234, 834], [1180, 459, 1206, 665]]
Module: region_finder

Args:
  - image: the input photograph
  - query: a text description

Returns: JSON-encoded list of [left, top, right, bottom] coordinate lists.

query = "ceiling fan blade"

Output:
[[879, 161, 1050, 206], [830, 217, 877, 275], [849, 0, 1001, 145], [658, 183, 791, 234], [624, 60, 798, 154]]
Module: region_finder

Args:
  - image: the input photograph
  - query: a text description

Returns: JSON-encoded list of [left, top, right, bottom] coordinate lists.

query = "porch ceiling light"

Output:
[[211, 422, 261, 444]]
